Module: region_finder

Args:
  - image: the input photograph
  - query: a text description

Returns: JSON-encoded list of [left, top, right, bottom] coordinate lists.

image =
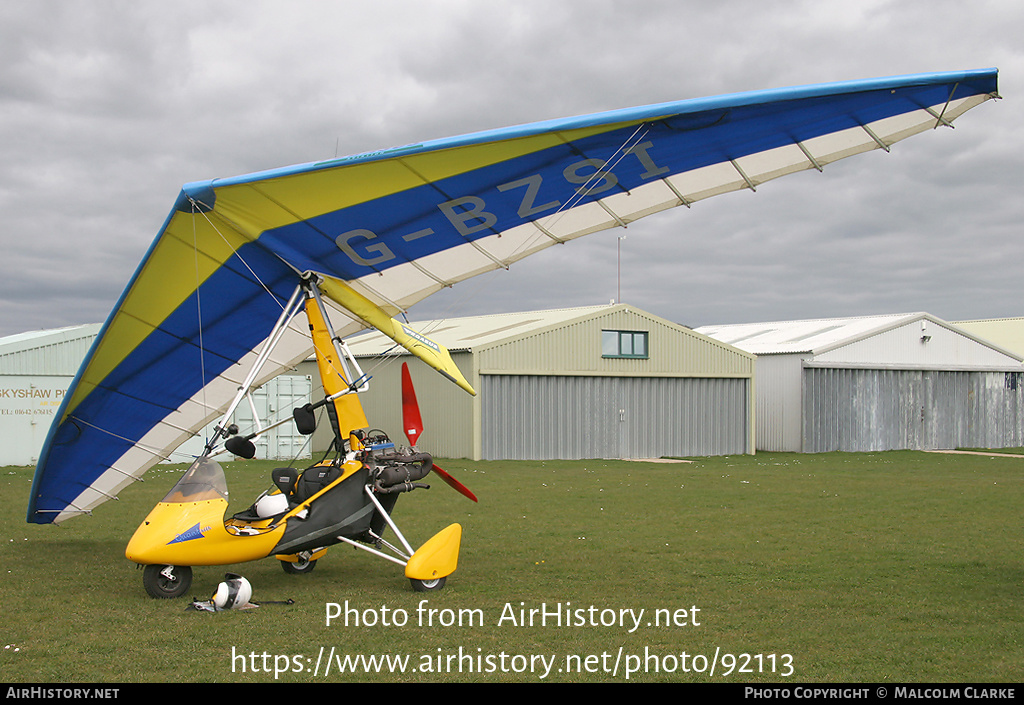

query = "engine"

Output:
[[367, 447, 434, 495]]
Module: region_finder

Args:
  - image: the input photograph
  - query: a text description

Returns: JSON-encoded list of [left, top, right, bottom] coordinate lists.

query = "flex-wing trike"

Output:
[[125, 274, 477, 599]]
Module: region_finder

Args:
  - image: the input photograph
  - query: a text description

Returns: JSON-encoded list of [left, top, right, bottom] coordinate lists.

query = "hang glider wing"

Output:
[[27, 68, 999, 523]]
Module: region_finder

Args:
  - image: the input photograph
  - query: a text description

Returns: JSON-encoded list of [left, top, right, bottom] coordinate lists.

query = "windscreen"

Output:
[[160, 457, 229, 503]]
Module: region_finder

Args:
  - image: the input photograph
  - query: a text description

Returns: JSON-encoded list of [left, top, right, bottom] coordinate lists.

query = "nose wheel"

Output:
[[142, 564, 193, 599]]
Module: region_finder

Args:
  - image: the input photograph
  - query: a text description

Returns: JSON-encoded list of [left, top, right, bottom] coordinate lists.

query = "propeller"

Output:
[[401, 362, 478, 502]]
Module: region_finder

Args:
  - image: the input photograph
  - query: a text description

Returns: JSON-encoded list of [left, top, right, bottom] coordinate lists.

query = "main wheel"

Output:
[[281, 556, 317, 574], [142, 564, 193, 599], [410, 576, 446, 592]]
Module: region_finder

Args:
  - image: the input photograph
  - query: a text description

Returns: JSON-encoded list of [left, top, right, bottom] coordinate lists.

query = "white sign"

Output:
[[0, 376, 71, 466]]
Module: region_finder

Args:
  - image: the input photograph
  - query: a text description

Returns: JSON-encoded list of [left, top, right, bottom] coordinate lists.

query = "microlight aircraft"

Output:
[[27, 69, 999, 597]]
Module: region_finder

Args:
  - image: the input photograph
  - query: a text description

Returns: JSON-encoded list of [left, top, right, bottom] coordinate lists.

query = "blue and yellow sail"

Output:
[[28, 69, 999, 523]]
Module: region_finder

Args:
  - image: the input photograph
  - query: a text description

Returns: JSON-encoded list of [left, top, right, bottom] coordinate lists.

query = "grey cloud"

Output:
[[1, 0, 1021, 338]]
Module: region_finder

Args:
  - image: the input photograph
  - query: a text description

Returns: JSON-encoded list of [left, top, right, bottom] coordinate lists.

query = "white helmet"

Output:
[[255, 491, 289, 517], [213, 573, 252, 610]]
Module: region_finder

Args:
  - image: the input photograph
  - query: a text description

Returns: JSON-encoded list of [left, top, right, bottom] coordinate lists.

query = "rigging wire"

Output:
[[389, 122, 654, 338], [189, 198, 291, 316], [191, 200, 209, 446], [187, 201, 369, 395]]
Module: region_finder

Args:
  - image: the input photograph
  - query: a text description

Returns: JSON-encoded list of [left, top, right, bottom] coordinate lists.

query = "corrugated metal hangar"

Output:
[[697, 313, 1024, 453], [13, 308, 1020, 465], [0, 324, 101, 466], [0, 324, 312, 466], [316, 304, 756, 461]]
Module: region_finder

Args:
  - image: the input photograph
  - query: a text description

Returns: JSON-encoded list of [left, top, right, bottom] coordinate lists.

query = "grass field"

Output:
[[1, 450, 1022, 683]]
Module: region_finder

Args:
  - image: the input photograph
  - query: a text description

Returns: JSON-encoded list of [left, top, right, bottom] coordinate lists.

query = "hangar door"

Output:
[[481, 375, 749, 460], [802, 368, 1024, 452]]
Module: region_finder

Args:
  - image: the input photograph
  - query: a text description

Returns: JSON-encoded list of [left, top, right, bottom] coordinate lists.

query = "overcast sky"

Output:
[[1, 0, 1021, 339]]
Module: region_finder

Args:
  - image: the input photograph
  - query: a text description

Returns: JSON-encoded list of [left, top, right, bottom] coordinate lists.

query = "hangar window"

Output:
[[602, 330, 648, 359]]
